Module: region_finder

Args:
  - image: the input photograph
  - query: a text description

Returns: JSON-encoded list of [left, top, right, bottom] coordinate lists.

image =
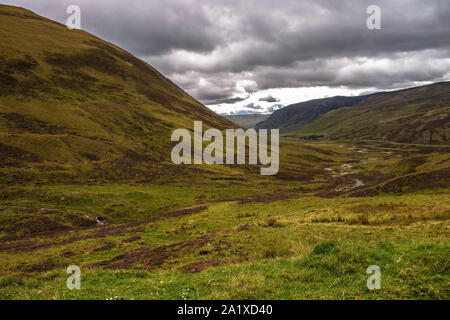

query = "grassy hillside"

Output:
[[258, 83, 450, 145], [257, 96, 366, 131], [0, 5, 236, 184], [301, 83, 450, 144]]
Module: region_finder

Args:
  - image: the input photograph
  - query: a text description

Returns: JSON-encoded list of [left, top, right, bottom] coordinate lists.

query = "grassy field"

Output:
[[0, 139, 448, 300], [0, 190, 448, 299]]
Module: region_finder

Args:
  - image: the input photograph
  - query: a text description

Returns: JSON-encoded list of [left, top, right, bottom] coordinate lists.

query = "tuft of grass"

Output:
[[312, 241, 338, 255]]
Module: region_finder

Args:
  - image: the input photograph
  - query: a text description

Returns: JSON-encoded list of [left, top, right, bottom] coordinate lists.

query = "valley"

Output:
[[0, 138, 448, 299], [0, 4, 448, 300]]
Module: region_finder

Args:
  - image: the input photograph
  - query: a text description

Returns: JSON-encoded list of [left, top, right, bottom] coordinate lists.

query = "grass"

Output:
[[0, 4, 448, 300], [0, 4, 236, 186], [0, 189, 448, 300], [1, 239, 447, 300], [0, 121, 448, 300], [0, 122, 448, 300]]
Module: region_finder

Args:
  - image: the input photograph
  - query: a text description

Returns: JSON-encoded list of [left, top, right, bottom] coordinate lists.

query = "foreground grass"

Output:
[[0, 141, 448, 300], [0, 191, 448, 300], [1, 240, 447, 300]]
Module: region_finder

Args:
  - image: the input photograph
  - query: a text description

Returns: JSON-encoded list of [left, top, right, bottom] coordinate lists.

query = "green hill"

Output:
[[256, 96, 366, 131], [0, 5, 235, 183], [257, 83, 450, 144]]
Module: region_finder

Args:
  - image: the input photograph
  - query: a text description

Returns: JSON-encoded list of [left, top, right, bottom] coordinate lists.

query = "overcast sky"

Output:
[[2, 0, 450, 114]]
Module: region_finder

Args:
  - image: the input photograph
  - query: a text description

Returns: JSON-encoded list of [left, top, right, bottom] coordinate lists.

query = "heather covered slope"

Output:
[[256, 96, 367, 131], [300, 82, 450, 144], [0, 5, 235, 183], [257, 82, 450, 144]]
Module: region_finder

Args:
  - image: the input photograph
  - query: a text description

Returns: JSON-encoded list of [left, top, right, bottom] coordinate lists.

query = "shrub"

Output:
[[259, 234, 292, 258], [262, 218, 284, 228], [312, 241, 337, 255]]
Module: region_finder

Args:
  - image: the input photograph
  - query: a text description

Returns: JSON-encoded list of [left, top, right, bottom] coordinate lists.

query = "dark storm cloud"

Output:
[[4, 0, 450, 105], [2, 0, 220, 55], [209, 96, 247, 105], [243, 103, 263, 110], [259, 95, 280, 103], [229, 109, 264, 115]]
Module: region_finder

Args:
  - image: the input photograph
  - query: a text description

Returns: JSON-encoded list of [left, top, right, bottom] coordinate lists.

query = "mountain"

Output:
[[0, 5, 235, 183], [257, 82, 450, 144], [256, 96, 367, 130], [224, 114, 270, 128]]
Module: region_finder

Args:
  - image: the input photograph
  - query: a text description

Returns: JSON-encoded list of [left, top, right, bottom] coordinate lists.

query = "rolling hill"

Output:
[[0, 5, 235, 183], [257, 83, 450, 144]]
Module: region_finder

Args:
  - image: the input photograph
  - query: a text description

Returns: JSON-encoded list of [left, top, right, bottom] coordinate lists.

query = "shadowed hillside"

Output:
[[257, 96, 367, 131], [257, 83, 450, 144], [0, 5, 235, 183]]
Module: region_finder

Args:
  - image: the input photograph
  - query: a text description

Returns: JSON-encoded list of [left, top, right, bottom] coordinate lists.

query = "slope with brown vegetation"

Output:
[[0, 5, 236, 184], [258, 82, 450, 145]]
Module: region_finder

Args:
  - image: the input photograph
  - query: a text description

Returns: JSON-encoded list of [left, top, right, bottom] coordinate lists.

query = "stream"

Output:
[[335, 179, 365, 192]]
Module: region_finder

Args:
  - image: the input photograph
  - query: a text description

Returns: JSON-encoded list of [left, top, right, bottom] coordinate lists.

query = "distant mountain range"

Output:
[[257, 82, 450, 144], [256, 95, 367, 130], [224, 114, 270, 128]]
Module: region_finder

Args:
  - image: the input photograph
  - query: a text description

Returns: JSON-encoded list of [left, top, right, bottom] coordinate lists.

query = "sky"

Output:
[[2, 0, 450, 115]]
